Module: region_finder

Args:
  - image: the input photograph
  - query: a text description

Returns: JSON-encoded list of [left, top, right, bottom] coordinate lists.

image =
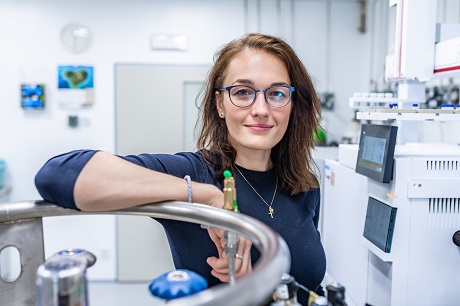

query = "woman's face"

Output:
[[216, 49, 292, 157]]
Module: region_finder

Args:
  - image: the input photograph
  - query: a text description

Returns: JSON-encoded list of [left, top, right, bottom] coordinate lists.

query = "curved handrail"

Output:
[[0, 200, 291, 306]]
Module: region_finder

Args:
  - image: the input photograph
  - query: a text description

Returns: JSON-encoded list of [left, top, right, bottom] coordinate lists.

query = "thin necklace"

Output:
[[233, 165, 277, 218]]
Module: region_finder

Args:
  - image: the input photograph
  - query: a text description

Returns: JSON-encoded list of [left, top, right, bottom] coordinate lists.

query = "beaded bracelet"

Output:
[[183, 175, 192, 203]]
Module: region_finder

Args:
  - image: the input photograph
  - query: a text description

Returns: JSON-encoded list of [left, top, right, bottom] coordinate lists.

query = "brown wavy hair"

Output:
[[196, 33, 321, 195]]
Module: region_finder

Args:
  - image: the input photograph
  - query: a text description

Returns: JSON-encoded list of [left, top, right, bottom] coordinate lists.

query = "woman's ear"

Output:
[[215, 91, 224, 117]]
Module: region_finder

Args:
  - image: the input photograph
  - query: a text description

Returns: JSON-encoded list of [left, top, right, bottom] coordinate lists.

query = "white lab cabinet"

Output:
[[322, 154, 369, 306], [322, 144, 460, 306]]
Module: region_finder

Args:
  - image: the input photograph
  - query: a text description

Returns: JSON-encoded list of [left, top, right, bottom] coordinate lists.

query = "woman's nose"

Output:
[[251, 92, 270, 116]]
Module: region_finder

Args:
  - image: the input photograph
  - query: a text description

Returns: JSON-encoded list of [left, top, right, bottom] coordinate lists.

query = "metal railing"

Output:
[[0, 200, 291, 306]]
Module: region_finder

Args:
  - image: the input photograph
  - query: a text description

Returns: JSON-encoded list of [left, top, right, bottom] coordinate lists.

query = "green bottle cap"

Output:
[[223, 170, 232, 178]]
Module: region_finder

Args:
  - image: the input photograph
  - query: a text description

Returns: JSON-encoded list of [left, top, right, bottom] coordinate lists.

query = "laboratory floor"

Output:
[[89, 281, 164, 305]]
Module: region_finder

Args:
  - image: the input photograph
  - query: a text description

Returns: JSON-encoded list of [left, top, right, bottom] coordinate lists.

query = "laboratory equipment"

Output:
[[322, 150, 369, 306], [222, 170, 239, 285], [271, 274, 348, 306], [322, 1, 460, 304], [148, 269, 207, 300], [271, 273, 302, 306], [362, 197, 397, 253], [36, 249, 96, 306], [363, 143, 460, 305], [323, 143, 460, 305], [325, 283, 347, 306], [355, 124, 398, 183], [0, 200, 290, 305]]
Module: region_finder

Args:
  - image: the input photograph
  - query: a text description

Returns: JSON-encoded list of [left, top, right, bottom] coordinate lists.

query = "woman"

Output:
[[35, 33, 325, 305]]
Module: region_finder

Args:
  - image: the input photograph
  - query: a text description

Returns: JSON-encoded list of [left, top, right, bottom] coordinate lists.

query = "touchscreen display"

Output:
[[355, 124, 397, 183], [358, 135, 386, 173], [363, 197, 397, 253]]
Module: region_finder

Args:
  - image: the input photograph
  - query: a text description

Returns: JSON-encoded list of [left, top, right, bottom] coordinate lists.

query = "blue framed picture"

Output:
[[21, 84, 45, 109], [58, 66, 94, 89]]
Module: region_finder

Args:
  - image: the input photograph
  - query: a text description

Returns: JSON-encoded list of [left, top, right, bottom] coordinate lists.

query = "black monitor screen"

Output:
[[356, 124, 397, 183], [363, 197, 397, 253]]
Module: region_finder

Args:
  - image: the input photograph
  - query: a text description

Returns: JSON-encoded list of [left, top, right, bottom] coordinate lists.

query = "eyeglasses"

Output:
[[219, 85, 295, 108]]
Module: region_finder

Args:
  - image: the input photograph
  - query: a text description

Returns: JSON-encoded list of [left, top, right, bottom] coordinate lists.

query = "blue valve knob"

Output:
[[148, 269, 208, 300]]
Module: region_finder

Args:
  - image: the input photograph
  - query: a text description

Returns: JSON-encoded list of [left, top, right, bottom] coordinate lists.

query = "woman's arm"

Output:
[[36, 150, 253, 282], [36, 150, 223, 211], [74, 151, 223, 211]]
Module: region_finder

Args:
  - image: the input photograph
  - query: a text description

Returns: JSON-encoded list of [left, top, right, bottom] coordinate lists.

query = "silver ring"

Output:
[[235, 254, 244, 260]]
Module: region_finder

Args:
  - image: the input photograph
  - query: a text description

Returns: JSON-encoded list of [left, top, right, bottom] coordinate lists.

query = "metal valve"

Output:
[[35, 248, 96, 306]]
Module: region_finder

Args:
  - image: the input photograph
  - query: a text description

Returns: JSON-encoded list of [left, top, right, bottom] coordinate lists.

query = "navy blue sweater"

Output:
[[35, 150, 326, 305]]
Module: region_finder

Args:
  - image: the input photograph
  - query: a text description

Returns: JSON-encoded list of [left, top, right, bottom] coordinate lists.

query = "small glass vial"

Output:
[[441, 104, 454, 110]]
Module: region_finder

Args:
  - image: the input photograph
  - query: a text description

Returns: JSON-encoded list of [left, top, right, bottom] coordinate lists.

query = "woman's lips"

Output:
[[245, 124, 272, 132]]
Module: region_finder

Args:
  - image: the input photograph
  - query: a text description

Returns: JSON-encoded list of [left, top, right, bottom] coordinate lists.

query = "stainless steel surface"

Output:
[[0, 218, 45, 306], [36, 249, 97, 306], [224, 230, 238, 286], [0, 200, 291, 306], [36, 257, 88, 306], [47, 249, 97, 268]]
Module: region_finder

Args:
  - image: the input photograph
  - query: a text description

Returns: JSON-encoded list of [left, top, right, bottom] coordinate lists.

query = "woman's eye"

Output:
[[270, 90, 286, 98], [234, 89, 251, 96]]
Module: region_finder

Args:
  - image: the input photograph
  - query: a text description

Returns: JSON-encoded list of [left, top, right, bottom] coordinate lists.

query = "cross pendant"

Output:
[[268, 207, 274, 218]]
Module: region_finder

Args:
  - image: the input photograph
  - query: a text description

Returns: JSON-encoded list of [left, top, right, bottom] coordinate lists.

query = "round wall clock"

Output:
[[60, 23, 92, 53]]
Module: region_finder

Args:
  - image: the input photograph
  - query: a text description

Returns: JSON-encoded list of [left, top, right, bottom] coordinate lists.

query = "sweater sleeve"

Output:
[[35, 150, 99, 210], [35, 150, 214, 210]]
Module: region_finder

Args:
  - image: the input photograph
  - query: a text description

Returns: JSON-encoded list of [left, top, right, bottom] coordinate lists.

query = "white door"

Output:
[[115, 64, 209, 281]]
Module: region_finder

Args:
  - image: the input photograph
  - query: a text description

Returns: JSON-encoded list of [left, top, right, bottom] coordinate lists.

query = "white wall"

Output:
[[0, 0, 245, 202], [0, 0, 378, 203], [0, 0, 379, 280]]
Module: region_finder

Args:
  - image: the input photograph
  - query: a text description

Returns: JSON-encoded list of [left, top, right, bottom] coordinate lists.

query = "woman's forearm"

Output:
[[74, 151, 223, 211]]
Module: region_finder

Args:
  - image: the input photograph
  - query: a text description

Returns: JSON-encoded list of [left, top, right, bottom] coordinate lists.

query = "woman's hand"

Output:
[[192, 183, 224, 209], [196, 183, 252, 281], [206, 227, 252, 282]]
